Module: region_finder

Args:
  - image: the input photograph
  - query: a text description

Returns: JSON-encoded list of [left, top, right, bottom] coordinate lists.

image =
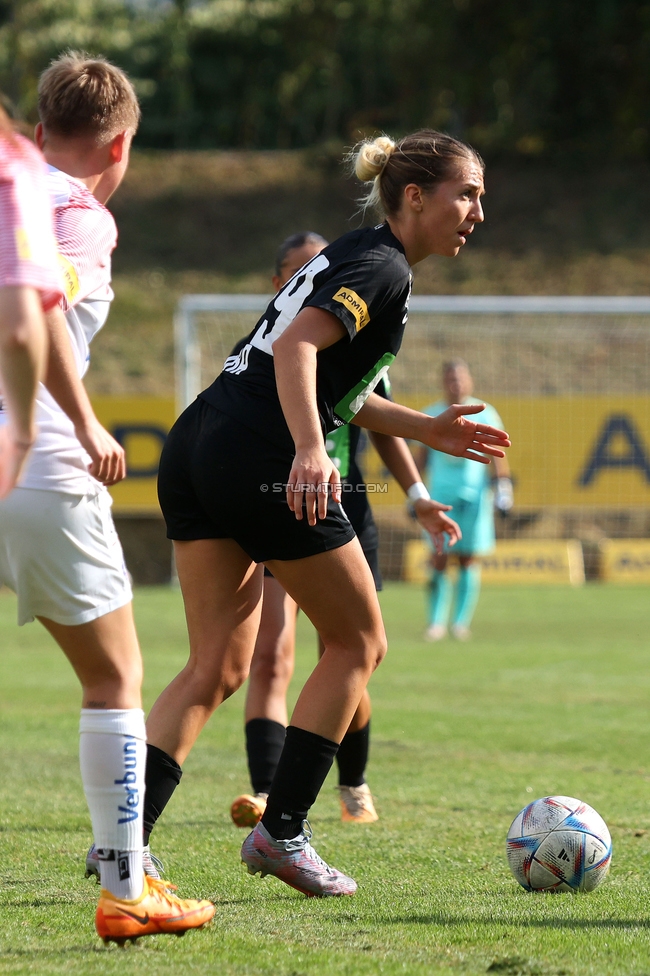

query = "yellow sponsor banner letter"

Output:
[[403, 539, 584, 586], [600, 539, 650, 583], [91, 396, 176, 513]]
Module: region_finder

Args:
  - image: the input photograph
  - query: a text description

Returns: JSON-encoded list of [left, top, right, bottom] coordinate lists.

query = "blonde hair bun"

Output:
[[354, 135, 396, 182]]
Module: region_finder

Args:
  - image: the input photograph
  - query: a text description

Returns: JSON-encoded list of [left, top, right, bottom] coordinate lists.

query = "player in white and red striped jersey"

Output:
[[0, 55, 214, 943], [18, 161, 121, 494], [0, 106, 63, 497]]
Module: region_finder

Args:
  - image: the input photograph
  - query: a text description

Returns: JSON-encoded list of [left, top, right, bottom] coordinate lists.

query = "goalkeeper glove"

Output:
[[494, 476, 514, 517]]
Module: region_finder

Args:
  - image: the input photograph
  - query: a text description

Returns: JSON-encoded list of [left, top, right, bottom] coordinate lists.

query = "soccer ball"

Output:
[[506, 795, 612, 893]]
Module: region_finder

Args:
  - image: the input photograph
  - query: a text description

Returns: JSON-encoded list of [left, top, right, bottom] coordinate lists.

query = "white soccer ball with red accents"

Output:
[[506, 795, 612, 893]]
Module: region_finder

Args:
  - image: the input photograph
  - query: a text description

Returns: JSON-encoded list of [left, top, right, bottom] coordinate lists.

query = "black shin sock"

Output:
[[336, 721, 370, 788], [261, 726, 338, 840], [245, 718, 286, 794], [143, 744, 183, 845]]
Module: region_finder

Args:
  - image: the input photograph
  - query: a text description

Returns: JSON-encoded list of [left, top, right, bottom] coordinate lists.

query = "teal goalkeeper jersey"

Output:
[[422, 398, 503, 500]]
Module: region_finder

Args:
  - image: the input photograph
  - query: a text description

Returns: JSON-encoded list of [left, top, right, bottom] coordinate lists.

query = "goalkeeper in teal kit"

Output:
[[417, 359, 513, 641]]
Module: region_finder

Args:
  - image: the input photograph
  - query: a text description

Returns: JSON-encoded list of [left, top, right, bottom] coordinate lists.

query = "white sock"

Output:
[[79, 709, 146, 900], [95, 850, 144, 901]]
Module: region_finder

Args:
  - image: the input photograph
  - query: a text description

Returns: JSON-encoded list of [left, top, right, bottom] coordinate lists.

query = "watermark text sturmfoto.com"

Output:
[[259, 483, 388, 493]]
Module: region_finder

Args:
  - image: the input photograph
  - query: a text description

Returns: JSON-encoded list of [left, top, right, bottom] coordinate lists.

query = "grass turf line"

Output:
[[1, 582, 649, 975]]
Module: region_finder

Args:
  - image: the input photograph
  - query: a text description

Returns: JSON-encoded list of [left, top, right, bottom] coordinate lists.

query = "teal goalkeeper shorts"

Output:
[[425, 485, 495, 557]]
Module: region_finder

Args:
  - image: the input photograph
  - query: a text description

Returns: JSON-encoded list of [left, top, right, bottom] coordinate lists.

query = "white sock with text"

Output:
[[79, 709, 146, 900]]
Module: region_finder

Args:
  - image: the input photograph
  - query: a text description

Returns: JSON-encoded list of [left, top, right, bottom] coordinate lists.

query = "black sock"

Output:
[[143, 744, 183, 845], [261, 726, 338, 840], [246, 718, 286, 794], [336, 721, 370, 788]]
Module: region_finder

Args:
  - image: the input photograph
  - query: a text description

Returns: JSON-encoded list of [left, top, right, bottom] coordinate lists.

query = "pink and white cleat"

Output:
[[241, 821, 357, 897]]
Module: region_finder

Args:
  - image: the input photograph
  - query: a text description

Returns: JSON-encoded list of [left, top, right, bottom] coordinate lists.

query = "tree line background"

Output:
[[1, 0, 649, 159]]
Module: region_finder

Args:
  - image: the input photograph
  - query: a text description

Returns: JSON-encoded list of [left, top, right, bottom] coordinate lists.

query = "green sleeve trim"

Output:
[[325, 425, 351, 479], [334, 352, 396, 424]]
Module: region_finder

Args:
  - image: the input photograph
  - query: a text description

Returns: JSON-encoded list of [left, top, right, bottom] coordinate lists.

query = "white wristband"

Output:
[[407, 481, 430, 503]]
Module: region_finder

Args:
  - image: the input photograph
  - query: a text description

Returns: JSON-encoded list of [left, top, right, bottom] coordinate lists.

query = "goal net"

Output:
[[175, 295, 650, 582]]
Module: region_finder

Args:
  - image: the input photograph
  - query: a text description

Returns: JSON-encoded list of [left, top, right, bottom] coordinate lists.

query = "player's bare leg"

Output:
[[246, 579, 296, 726], [232, 578, 297, 827], [39, 604, 142, 710], [146, 539, 263, 763], [266, 539, 385, 743], [316, 635, 377, 822]]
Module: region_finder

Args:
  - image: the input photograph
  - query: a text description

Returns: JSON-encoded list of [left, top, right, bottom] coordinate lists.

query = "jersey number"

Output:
[[251, 253, 330, 356]]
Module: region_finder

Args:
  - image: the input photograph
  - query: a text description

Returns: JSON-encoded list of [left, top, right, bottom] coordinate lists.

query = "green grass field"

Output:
[[1, 582, 650, 975]]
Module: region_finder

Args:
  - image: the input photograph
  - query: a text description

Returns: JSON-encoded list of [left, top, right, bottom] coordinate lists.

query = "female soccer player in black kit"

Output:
[[144, 130, 510, 897]]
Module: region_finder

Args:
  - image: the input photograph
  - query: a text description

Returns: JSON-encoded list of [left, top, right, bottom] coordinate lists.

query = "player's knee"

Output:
[[367, 630, 387, 671], [373, 633, 388, 669], [219, 664, 250, 702], [323, 628, 386, 673], [179, 653, 250, 708], [250, 639, 293, 687]]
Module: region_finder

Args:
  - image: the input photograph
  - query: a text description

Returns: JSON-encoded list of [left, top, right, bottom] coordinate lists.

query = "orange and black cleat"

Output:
[[96, 874, 215, 945]]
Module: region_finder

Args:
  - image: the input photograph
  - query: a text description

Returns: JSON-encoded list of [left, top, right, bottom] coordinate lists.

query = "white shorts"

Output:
[[0, 487, 132, 626]]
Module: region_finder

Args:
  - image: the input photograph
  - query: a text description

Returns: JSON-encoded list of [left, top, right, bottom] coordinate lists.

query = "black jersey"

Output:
[[200, 223, 412, 453]]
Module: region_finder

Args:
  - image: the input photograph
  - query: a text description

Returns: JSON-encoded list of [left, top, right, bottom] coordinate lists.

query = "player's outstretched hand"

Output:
[[413, 498, 462, 554], [75, 417, 126, 485], [0, 426, 32, 499], [425, 403, 510, 463], [287, 447, 341, 526]]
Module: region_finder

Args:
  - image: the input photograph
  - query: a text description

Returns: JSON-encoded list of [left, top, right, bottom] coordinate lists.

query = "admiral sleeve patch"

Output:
[[57, 252, 80, 305], [332, 287, 370, 332]]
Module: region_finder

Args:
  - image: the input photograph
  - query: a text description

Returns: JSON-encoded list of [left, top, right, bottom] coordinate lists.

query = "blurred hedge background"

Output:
[[4, 0, 650, 398], [2, 0, 650, 158]]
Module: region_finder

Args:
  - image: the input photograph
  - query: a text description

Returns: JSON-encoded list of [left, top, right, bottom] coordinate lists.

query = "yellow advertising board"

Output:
[[404, 539, 585, 586], [363, 395, 650, 510], [600, 539, 650, 583], [91, 397, 176, 513]]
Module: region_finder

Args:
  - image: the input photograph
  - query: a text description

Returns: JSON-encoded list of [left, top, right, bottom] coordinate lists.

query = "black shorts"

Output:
[[263, 499, 382, 589], [158, 399, 356, 563]]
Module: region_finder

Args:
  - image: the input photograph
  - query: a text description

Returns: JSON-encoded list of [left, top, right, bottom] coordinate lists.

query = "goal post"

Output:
[[175, 294, 650, 412], [174, 294, 650, 580]]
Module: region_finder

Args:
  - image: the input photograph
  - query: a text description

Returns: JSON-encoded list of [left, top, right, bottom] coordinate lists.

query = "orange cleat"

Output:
[[230, 792, 267, 828], [95, 874, 215, 945], [338, 784, 379, 823]]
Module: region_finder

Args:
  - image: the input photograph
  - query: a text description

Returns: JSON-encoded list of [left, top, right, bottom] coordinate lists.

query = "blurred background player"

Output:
[[417, 358, 513, 641], [230, 231, 461, 830], [0, 101, 60, 497], [0, 54, 213, 943]]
